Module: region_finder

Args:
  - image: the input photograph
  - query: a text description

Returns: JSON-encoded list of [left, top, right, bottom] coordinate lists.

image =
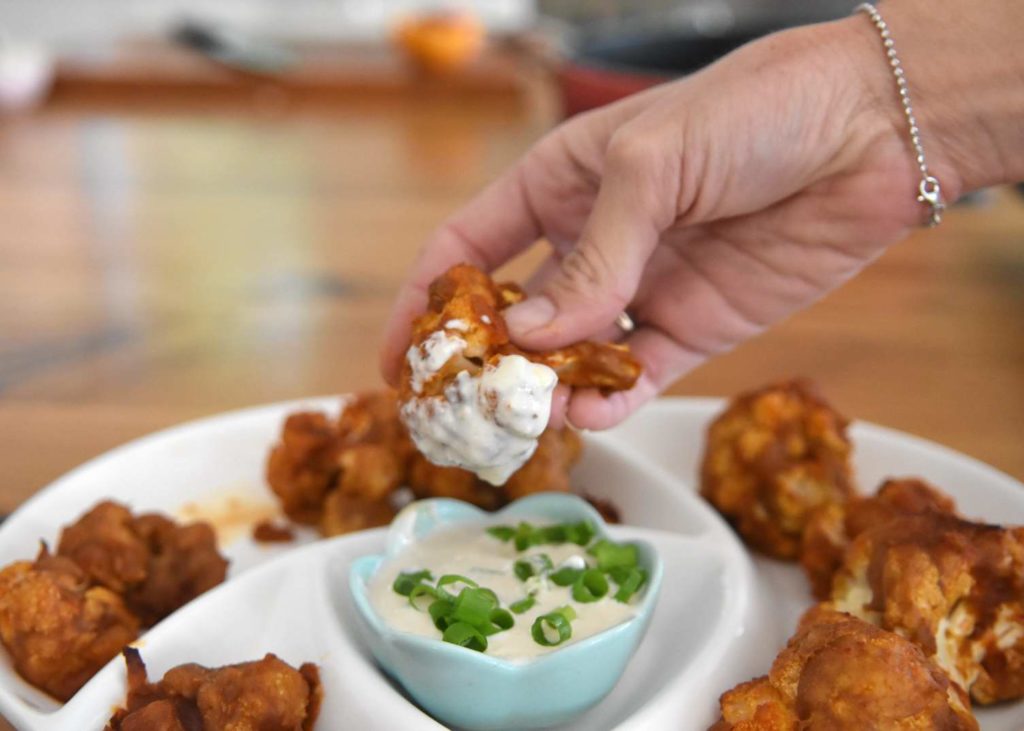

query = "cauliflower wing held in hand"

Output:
[[830, 513, 1024, 704], [0, 547, 139, 701], [57, 501, 228, 627], [106, 647, 322, 731], [802, 477, 959, 599], [398, 264, 639, 486], [711, 607, 978, 731], [700, 379, 856, 559]]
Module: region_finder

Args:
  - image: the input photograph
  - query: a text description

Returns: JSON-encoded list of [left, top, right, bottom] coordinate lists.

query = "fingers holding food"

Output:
[[398, 264, 639, 485], [700, 379, 856, 559]]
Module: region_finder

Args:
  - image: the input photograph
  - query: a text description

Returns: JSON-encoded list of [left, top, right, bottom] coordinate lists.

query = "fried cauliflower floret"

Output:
[[57, 501, 228, 627], [0, 547, 139, 701], [106, 647, 322, 731], [319, 490, 397, 537], [398, 264, 640, 485], [266, 411, 346, 525], [711, 607, 977, 730], [265, 391, 414, 533], [830, 513, 1024, 704], [700, 379, 856, 559], [802, 478, 958, 599]]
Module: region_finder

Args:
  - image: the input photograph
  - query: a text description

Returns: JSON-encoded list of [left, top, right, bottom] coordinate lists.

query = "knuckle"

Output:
[[605, 128, 658, 175]]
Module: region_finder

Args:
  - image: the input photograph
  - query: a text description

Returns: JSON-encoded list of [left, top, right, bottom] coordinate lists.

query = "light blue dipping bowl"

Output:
[[349, 493, 663, 731]]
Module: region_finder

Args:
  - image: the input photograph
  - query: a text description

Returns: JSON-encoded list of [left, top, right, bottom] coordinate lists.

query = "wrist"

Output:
[[840, 1, 1024, 198]]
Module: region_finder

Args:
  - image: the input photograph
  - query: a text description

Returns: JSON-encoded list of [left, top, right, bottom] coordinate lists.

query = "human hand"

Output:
[[381, 16, 965, 430]]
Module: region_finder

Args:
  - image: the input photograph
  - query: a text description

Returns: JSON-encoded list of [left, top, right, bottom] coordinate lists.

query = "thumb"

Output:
[[504, 131, 675, 350]]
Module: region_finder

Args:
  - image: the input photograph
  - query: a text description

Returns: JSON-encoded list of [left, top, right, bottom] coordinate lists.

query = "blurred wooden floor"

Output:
[[1, 61, 1023, 728]]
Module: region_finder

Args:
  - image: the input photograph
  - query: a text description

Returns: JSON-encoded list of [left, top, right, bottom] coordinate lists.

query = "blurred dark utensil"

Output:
[[172, 20, 296, 75]]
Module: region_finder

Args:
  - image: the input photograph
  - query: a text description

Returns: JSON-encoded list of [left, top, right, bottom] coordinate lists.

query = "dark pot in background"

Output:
[[557, 29, 768, 116], [543, 1, 853, 117]]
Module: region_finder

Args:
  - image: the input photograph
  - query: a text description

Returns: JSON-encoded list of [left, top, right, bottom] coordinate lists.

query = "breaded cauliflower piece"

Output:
[[106, 647, 322, 731], [0, 547, 139, 701], [266, 391, 413, 531], [711, 607, 977, 730], [802, 477, 958, 599], [830, 513, 1024, 704], [701, 379, 856, 559], [57, 501, 228, 627]]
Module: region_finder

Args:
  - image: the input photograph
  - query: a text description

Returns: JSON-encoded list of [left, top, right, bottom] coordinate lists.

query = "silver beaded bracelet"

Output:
[[856, 2, 947, 227]]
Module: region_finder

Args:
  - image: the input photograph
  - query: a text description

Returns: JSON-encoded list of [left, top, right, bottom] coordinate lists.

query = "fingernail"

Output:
[[504, 296, 556, 337]]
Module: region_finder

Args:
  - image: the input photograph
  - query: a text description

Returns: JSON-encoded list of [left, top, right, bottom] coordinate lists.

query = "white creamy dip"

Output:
[[402, 332, 557, 485], [368, 524, 639, 660]]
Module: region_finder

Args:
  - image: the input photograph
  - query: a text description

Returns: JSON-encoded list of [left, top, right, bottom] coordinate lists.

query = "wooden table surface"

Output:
[[0, 61, 1023, 729]]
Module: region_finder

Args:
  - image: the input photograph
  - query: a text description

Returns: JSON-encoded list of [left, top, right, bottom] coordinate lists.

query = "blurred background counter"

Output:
[[1, 0, 1022, 525]]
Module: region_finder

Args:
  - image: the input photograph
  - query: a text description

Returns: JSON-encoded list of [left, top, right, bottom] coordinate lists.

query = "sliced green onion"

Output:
[[572, 568, 609, 603], [514, 553, 553, 581], [443, 622, 488, 652], [429, 599, 454, 630], [549, 567, 582, 586], [514, 522, 536, 551], [392, 569, 433, 596], [531, 606, 575, 647], [588, 540, 638, 571], [613, 568, 647, 603], [607, 566, 632, 584], [563, 521, 596, 546], [510, 595, 536, 614], [486, 526, 515, 542], [437, 574, 478, 598], [489, 608, 514, 631], [451, 587, 498, 626], [408, 584, 445, 611], [510, 521, 597, 550]]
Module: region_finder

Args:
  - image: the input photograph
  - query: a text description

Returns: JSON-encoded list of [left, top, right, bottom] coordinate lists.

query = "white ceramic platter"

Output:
[[0, 396, 1020, 730]]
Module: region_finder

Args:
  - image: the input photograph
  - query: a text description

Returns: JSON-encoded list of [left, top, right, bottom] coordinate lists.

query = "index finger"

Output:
[[379, 162, 542, 384]]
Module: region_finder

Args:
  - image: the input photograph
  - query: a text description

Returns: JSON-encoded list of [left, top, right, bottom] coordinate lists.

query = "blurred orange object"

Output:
[[394, 11, 486, 75]]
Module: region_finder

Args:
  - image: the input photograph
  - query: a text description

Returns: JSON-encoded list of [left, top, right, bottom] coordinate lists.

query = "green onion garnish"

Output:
[[429, 599, 454, 630], [613, 568, 647, 603], [510, 595, 536, 614], [443, 622, 488, 652], [486, 526, 515, 542], [549, 567, 582, 586], [479, 607, 514, 637], [513, 553, 553, 581], [408, 583, 445, 611], [588, 540, 638, 571], [572, 568, 609, 603], [452, 587, 498, 627], [501, 521, 598, 550], [437, 574, 478, 598], [489, 608, 514, 631], [392, 569, 433, 596], [531, 606, 575, 646]]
